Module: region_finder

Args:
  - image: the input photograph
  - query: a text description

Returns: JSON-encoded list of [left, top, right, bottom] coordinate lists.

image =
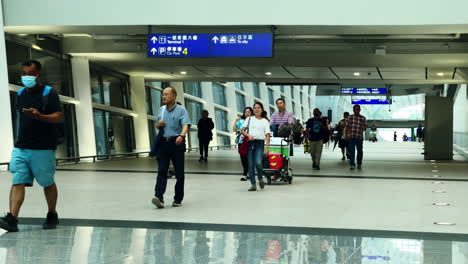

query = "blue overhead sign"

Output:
[[147, 33, 273, 58], [352, 99, 389, 105], [341, 88, 387, 95]]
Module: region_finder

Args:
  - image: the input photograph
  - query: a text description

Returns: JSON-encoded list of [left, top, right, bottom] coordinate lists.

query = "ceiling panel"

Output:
[[239, 66, 294, 78], [427, 68, 455, 80], [285, 67, 337, 79], [380, 72, 426, 80], [195, 66, 254, 78], [332, 67, 381, 79], [379, 68, 425, 72], [151, 66, 212, 78]]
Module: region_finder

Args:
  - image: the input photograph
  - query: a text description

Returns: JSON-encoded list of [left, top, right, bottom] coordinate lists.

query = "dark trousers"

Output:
[[155, 140, 185, 203], [348, 138, 363, 167], [199, 140, 210, 158]]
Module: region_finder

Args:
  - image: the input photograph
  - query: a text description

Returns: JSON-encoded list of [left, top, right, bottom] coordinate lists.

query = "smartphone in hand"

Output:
[[22, 108, 33, 112]]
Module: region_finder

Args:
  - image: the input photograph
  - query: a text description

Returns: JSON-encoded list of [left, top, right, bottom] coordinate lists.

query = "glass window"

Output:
[[290, 86, 295, 99], [213, 83, 227, 106], [292, 102, 297, 115], [145, 81, 170, 89], [185, 99, 203, 126], [184, 82, 202, 97], [215, 108, 229, 132], [268, 89, 275, 106], [253, 82, 261, 98], [234, 82, 244, 91], [93, 110, 135, 157], [146, 87, 162, 116], [148, 120, 157, 147], [90, 67, 131, 109], [5, 41, 29, 86], [31, 50, 73, 97], [270, 107, 275, 117], [302, 107, 307, 120], [189, 128, 199, 149], [217, 135, 231, 146], [236, 92, 246, 113], [280, 85, 285, 94]]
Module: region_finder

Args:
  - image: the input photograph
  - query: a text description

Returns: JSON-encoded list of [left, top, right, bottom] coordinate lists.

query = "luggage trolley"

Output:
[[263, 137, 293, 185]]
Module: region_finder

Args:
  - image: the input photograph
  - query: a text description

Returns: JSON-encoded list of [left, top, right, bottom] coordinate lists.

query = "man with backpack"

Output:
[[306, 108, 328, 170], [0, 60, 63, 232]]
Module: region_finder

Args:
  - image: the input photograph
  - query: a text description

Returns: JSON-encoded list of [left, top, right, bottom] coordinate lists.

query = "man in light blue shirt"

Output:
[[152, 87, 191, 209]]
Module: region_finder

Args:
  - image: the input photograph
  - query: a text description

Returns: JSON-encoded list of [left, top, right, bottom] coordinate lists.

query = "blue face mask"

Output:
[[21, 76, 38, 88]]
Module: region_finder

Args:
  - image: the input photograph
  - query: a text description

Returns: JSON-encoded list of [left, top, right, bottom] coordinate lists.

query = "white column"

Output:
[[245, 83, 255, 107], [130, 76, 150, 152], [170, 82, 185, 106], [71, 57, 97, 156], [0, 6, 14, 164], [225, 83, 237, 143], [284, 85, 293, 113], [258, 82, 269, 107]]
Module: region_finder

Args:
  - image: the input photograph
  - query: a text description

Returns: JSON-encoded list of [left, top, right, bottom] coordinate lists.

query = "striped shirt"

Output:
[[270, 111, 294, 126]]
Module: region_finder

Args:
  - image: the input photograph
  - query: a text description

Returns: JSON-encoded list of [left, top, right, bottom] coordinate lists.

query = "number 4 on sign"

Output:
[[183, 48, 188, 55]]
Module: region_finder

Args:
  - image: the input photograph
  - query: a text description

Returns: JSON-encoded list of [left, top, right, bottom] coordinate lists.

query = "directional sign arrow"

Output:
[[212, 36, 219, 44], [151, 47, 157, 55], [151, 36, 158, 44]]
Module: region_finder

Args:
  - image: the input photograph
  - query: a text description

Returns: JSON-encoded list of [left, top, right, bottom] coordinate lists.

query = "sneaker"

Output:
[[199, 156, 204, 162], [316, 166, 320, 170], [357, 165, 362, 169], [152, 197, 165, 209], [0, 213, 18, 232], [248, 186, 257, 192], [350, 166, 356, 170], [240, 177, 248, 181], [341, 156, 345, 161], [259, 180, 265, 189], [43, 211, 59, 230], [172, 201, 182, 207]]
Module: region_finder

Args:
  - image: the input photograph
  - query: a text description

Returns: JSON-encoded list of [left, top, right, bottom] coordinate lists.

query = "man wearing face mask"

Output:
[[0, 60, 63, 232]]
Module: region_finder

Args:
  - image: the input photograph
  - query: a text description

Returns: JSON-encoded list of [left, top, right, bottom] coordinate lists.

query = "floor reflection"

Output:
[[0, 225, 465, 263]]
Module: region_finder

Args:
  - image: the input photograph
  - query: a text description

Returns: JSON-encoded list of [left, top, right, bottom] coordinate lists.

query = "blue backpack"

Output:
[[17, 86, 65, 145]]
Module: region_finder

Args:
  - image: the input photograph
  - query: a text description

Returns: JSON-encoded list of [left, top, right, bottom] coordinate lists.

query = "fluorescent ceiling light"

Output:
[[353, 72, 360, 76], [31, 45, 43, 51], [437, 72, 444, 76], [265, 72, 272, 76], [180, 71, 187, 75]]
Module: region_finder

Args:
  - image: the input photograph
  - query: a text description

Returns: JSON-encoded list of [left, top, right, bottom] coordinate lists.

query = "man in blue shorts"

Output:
[[0, 60, 63, 232]]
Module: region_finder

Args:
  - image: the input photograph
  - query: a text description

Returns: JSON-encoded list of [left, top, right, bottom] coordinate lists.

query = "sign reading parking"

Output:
[[341, 88, 387, 95], [147, 33, 273, 57]]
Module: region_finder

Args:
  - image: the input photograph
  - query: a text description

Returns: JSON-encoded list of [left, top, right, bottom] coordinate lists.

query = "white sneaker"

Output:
[[152, 197, 165, 209]]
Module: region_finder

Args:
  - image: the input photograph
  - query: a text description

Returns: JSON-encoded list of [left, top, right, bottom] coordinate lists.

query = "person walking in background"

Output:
[[416, 124, 423, 142], [292, 119, 304, 146], [346, 104, 367, 170], [197, 110, 214, 162], [336, 112, 350, 160], [403, 133, 408, 142], [233, 107, 254, 181], [0, 60, 62, 232], [152, 87, 191, 209], [270, 98, 294, 136], [306, 108, 328, 170], [394, 131, 397, 142], [241, 102, 270, 192]]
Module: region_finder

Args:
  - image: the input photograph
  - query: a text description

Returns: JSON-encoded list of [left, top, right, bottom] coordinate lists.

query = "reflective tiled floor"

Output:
[[0, 224, 466, 264]]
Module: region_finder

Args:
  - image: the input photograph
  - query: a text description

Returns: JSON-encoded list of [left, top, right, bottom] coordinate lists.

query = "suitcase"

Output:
[[268, 153, 284, 170]]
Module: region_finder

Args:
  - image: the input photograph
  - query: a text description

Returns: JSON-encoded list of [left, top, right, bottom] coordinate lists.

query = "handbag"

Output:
[[238, 117, 251, 157], [149, 106, 166, 158]]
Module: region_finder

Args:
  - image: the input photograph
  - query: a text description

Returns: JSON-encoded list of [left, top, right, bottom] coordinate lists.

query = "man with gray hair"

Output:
[[152, 87, 191, 208]]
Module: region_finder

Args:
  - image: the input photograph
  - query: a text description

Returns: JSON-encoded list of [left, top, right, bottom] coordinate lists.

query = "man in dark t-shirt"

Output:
[[0, 60, 63, 232], [306, 108, 328, 170]]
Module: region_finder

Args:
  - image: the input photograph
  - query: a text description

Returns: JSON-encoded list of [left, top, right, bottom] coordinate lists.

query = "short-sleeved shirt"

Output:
[[157, 104, 191, 137], [15, 86, 61, 150], [270, 111, 294, 126], [306, 117, 327, 141], [242, 117, 270, 141], [347, 114, 367, 139]]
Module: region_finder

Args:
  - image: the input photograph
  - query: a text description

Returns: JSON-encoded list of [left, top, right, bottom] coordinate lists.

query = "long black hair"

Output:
[[241, 107, 254, 120], [253, 102, 268, 120]]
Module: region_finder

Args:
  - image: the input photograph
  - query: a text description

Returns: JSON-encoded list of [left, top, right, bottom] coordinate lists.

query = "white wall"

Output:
[[4, 0, 468, 26], [0, 3, 14, 163]]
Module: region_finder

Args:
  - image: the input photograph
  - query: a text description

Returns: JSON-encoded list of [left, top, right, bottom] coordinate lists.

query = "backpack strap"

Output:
[[17, 87, 26, 96], [41, 86, 53, 112]]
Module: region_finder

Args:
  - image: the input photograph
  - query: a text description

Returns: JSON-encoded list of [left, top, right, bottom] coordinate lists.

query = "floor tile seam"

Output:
[[17, 217, 468, 240], [54, 169, 468, 182]]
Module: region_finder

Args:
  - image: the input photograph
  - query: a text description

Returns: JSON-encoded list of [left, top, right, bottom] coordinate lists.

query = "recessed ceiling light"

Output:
[[180, 71, 187, 75], [437, 72, 444, 76], [432, 190, 447, 193], [433, 202, 451, 206], [17, 34, 28, 37], [353, 72, 360, 76], [265, 72, 272, 76]]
